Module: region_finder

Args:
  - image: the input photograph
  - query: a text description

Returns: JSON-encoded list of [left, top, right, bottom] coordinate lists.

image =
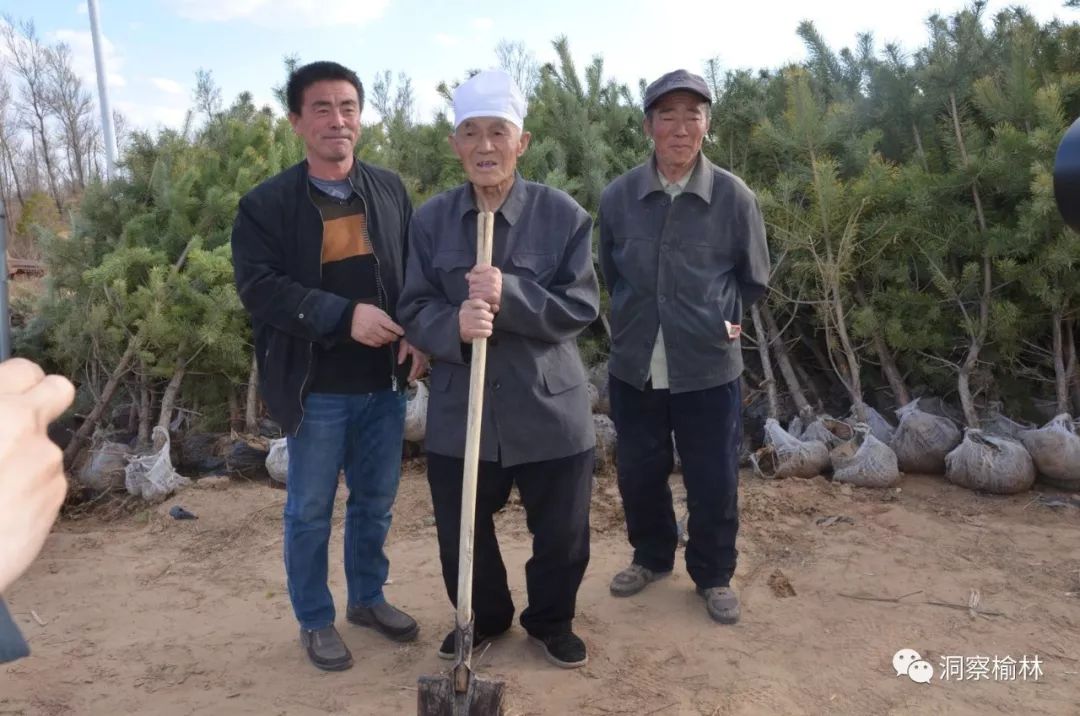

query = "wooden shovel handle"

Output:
[[455, 210, 494, 635]]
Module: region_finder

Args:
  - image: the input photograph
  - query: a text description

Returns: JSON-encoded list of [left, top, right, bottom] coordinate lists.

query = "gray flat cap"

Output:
[[643, 69, 712, 111]]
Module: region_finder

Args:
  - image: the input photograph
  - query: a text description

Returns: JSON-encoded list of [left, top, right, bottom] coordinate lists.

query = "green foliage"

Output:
[[14, 190, 63, 244], [30, 107, 300, 430], [27, 7, 1080, 432]]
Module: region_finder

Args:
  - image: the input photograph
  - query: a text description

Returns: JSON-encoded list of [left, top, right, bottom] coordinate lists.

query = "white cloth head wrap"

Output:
[[453, 69, 527, 129]]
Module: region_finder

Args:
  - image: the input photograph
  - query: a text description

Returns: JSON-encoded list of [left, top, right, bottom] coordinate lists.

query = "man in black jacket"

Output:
[[231, 61, 426, 672]]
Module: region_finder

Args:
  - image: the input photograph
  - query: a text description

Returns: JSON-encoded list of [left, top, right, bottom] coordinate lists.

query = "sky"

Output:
[[1, 0, 1076, 131]]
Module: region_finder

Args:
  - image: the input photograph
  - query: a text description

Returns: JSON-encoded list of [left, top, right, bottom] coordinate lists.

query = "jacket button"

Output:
[[493, 381, 501, 390], [298, 313, 305, 319], [658, 295, 666, 304]]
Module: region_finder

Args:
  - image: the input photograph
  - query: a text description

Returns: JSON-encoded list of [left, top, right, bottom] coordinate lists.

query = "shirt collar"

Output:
[[455, 173, 528, 226], [658, 167, 691, 194], [636, 152, 713, 204]]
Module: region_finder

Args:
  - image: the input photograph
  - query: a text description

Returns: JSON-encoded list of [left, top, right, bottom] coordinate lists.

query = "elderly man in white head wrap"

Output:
[[398, 69, 600, 669]]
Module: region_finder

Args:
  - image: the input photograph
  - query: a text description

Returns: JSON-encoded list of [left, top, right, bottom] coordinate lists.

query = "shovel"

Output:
[[417, 210, 506, 716]]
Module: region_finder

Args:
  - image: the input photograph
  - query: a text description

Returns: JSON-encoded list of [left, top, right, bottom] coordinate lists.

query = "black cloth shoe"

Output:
[[299, 626, 353, 671], [528, 631, 588, 669], [437, 628, 507, 660], [346, 601, 419, 642]]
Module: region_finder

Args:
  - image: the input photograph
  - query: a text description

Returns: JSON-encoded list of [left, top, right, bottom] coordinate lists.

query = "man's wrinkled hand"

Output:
[[397, 339, 429, 383], [350, 304, 405, 347], [466, 265, 502, 314], [459, 298, 495, 343]]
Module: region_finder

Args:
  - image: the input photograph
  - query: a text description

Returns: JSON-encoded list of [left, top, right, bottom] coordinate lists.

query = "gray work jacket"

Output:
[[598, 153, 770, 392], [398, 177, 600, 466]]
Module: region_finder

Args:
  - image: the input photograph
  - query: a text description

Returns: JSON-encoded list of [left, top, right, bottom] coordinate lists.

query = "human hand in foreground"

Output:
[[0, 358, 74, 593]]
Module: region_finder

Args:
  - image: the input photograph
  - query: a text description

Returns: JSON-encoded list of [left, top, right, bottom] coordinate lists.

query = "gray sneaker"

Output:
[[697, 586, 740, 624], [609, 563, 671, 597], [300, 626, 353, 671], [346, 601, 419, 642]]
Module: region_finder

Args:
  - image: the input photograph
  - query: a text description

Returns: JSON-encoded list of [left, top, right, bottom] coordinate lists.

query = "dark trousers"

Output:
[[609, 374, 741, 589], [426, 449, 593, 638]]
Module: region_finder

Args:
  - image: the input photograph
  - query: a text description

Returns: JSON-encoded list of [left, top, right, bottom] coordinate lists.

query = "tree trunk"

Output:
[[793, 358, 824, 411], [750, 304, 779, 419], [63, 337, 140, 467], [126, 385, 138, 434], [808, 151, 863, 417], [245, 353, 260, 434], [68, 122, 86, 190], [1066, 320, 1080, 416], [228, 389, 241, 432], [0, 139, 24, 207], [0, 172, 13, 239], [831, 286, 866, 422], [870, 330, 911, 407], [798, 322, 836, 387], [1053, 310, 1070, 415], [33, 109, 63, 214], [155, 360, 187, 450], [957, 253, 991, 428], [949, 92, 990, 428], [912, 122, 929, 172], [957, 348, 979, 428], [760, 303, 811, 415], [854, 284, 911, 406], [137, 372, 152, 449]]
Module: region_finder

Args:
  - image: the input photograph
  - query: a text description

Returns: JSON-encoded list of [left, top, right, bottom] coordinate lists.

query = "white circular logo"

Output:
[[892, 648, 922, 677]]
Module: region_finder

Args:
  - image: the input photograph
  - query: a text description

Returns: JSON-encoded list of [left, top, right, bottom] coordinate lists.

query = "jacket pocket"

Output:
[[541, 359, 586, 395], [430, 365, 454, 392], [509, 252, 557, 283], [432, 251, 473, 304], [433, 250, 473, 272]]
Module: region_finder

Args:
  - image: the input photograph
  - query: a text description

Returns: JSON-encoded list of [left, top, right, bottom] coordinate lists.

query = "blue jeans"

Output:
[[284, 390, 406, 631]]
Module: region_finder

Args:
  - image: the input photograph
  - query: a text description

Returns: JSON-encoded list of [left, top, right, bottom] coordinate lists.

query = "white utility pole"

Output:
[[88, 0, 118, 180]]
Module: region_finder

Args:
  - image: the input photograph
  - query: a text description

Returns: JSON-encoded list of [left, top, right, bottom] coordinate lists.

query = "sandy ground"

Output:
[[1, 463, 1079, 716]]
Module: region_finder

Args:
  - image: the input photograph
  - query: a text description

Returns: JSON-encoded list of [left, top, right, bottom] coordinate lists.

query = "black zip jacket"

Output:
[[231, 158, 413, 435]]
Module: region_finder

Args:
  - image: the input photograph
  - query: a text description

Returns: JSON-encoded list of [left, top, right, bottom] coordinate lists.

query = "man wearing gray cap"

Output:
[[398, 69, 600, 668], [598, 69, 770, 624]]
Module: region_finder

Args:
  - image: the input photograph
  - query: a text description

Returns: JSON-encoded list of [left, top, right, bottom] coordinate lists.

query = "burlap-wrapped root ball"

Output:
[[891, 398, 961, 475], [944, 429, 1036, 494], [752, 418, 830, 479], [830, 424, 901, 488], [1019, 414, 1080, 491]]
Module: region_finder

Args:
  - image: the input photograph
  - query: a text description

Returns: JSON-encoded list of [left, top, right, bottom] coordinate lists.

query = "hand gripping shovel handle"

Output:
[[452, 210, 494, 692]]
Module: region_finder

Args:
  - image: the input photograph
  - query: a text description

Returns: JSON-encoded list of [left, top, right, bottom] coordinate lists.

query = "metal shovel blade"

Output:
[[417, 671, 505, 716], [417, 618, 505, 715]]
